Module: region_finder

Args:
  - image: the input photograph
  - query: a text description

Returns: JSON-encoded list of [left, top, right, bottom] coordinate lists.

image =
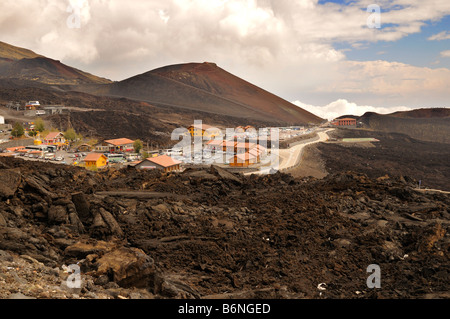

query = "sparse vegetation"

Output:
[[34, 118, 45, 132], [133, 139, 143, 154], [11, 122, 24, 138], [28, 130, 38, 137], [63, 128, 78, 142]]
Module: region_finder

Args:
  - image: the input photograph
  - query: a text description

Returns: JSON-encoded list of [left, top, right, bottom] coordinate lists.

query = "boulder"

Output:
[[151, 203, 171, 215], [48, 206, 68, 224], [66, 202, 85, 233], [25, 176, 56, 200], [183, 169, 218, 181], [0, 212, 7, 227], [64, 241, 114, 259], [95, 247, 157, 289], [0, 168, 21, 198], [71, 192, 92, 223], [99, 208, 123, 237], [210, 165, 242, 184]]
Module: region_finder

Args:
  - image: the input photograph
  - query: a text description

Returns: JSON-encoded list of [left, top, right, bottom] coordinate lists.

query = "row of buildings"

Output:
[[205, 139, 267, 167], [8, 101, 70, 116], [11, 121, 273, 171], [84, 153, 182, 172], [188, 123, 272, 166], [36, 133, 135, 153]]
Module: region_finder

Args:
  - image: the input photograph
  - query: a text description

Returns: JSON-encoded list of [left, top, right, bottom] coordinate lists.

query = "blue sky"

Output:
[[337, 14, 450, 69], [318, 0, 450, 68]]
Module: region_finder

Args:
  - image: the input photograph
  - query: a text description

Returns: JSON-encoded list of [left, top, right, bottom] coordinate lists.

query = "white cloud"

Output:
[[1, 0, 449, 73], [293, 99, 412, 121], [0, 0, 449, 110], [440, 50, 450, 58], [428, 31, 450, 41], [327, 60, 450, 95]]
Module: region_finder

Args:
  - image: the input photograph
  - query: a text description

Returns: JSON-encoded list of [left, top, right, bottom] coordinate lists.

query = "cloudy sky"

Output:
[[1, 0, 449, 119]]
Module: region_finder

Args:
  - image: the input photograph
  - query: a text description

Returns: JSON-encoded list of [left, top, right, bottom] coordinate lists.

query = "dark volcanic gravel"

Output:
[[0, 157, 449, 299]]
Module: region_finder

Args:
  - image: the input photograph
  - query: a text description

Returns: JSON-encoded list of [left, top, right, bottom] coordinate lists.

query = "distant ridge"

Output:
[[357, 108, 450, 144], [0, 41, 111, 85]]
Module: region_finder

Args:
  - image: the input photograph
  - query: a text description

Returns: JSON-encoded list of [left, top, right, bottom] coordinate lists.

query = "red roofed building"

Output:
[[99, 138, 135, 153], [43, 132, 66, 150], [331, 118, 357, 127], [249, 148, 262, 162], [83, 153, 108, 169], [230, 152, 258, 167], [44, 132, 65, 144], [188, 124, 221, 138], [236, 142, 256, 154], [206, 140, 224, 151], [135, 155, 182, 173], [221, 141, 237, 152], [6, 146, 26, 152]]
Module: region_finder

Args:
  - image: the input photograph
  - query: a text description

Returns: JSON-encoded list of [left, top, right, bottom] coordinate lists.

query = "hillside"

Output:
[[82, 62, 323, 125], [389, 108, 450, 119], [0, 41, 43, 60], [358, 109, 450, 144], [0, 84, 279, 147], [0, 41, 322, 126], [317, 129, 450, 191], [0, 41, 111, 85]]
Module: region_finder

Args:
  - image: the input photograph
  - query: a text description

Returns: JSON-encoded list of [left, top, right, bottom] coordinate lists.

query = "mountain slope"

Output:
[[84, 62, 323, 125], [389, 108, 450, 119], [0, 41, 43, 60], [0, 41, 111, 85], [0, 41, 321, 125], [358, 108, 450, 144]]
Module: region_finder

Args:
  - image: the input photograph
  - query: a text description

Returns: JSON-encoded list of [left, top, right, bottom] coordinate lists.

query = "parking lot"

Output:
[[12, 149, 88, 165]]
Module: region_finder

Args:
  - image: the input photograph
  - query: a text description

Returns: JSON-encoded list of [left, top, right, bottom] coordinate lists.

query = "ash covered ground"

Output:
[[0, 157, 449, 299]]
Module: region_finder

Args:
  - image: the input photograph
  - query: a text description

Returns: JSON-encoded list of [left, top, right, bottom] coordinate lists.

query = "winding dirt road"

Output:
[[278, 129, 333, 171], [246, 128, 334, 175]]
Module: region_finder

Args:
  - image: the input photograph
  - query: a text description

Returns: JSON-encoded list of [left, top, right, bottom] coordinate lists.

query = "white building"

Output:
[[0, 116, 4, 125]]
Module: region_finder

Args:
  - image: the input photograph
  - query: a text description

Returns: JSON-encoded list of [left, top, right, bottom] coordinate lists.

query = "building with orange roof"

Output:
[[331, 118, 357, 127], [230, 152, 258, 167], [97, 138, 135, 153], [188, 123, 221, 139], [221, 140, 237, 152], [205, 139, 224, 151], [44, 132, 66, 148], [83, 153, 108, 169], [135, 155, 182, 173], [236, 142, 256, 154], [249, 148, 262, 162], [6, 146, 26, 152]]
